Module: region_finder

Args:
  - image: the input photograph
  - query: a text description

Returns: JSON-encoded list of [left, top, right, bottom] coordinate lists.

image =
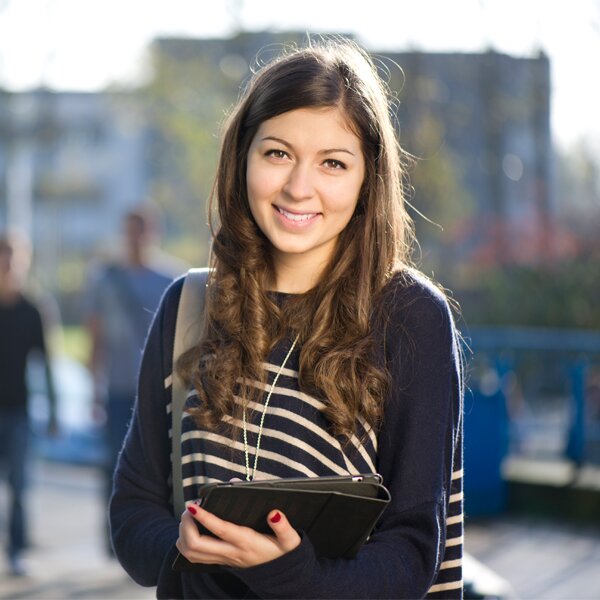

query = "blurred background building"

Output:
[[0, 90, 150, 317], [0, 32, 563, 322]]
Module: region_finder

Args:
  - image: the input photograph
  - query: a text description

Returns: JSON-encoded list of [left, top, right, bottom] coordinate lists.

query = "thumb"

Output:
[[267, 510, 301, 552]]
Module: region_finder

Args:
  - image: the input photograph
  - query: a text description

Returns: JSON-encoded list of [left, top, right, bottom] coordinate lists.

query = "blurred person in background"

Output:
[[0, 232, 58, 577], [84, 203, 185, 553]]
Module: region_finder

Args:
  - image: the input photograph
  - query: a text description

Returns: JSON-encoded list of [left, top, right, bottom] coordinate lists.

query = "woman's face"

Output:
[[246, 106, 365, 280]]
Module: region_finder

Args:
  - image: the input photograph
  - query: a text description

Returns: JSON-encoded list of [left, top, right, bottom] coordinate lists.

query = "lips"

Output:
[[274, 205, 320, 222]]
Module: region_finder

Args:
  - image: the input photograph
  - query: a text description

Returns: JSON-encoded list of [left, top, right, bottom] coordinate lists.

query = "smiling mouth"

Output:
[[274, 205, 320, 222]]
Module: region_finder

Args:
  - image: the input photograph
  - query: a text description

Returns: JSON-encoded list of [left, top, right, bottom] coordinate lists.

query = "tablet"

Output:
[[172, 473, 390, 572]]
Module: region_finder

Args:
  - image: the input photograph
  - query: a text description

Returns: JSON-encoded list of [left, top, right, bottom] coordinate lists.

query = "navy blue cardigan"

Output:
[[109, 272, 464, 599]]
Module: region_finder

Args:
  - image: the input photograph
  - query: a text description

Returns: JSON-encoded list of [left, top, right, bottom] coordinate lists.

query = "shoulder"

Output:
[[372, 269, 462, 371], [157, 268, 213, 322], [158, 274, 186, 319], [379, 268, 455, 334], [7, 295, 45, 339], [138, 276, 186, 375], [16, 294, 42, 318], [85, 261, 118, 288]]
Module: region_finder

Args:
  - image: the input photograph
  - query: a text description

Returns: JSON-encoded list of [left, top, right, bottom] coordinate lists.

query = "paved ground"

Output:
[[0, 461, 151, 600], [465, 515, 600, 599], [2, 460, 600, 599]]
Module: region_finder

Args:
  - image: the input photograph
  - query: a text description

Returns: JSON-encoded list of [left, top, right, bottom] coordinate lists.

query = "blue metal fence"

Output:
[[463, 326, 600, 516]]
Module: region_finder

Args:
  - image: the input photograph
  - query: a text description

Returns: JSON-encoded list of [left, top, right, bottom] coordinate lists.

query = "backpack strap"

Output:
[[171, 267, 210, 517]]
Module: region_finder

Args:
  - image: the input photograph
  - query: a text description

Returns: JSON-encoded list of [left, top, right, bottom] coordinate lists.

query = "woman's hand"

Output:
[[176, 504, 301, 568]]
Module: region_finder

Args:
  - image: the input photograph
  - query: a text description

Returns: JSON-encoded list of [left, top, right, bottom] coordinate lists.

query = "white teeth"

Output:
[[277, 207, 317, 222]]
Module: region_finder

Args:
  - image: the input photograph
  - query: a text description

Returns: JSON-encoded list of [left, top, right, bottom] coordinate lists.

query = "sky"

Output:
[[1, 0, 599, 149]]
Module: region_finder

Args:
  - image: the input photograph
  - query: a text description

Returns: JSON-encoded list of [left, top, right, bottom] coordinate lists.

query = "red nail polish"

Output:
[[188, 505, 197, 515], [270, 512, 281, 523]]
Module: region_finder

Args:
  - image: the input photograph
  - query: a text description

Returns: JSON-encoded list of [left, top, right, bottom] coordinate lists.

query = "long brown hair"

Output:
[[178, 39, 414, 442]]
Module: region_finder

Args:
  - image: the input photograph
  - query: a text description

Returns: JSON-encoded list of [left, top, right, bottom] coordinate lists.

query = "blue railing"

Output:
[[467, 326, 600, 462], [462, 326, 600, 515]]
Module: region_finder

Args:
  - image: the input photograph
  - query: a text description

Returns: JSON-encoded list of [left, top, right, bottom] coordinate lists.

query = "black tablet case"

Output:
[[172, 474, 390, 572]]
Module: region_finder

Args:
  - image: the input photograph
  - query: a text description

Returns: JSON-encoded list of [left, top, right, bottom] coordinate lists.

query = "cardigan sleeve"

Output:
[[109, 277, 185, 598], [231, 275, 463, 599]]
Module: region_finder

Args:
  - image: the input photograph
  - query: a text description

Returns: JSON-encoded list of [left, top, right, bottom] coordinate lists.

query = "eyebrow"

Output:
[[259, 136, 356, 157]]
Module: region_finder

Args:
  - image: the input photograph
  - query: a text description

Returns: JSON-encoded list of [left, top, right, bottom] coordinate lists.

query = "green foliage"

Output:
[[137, 44, 241, 247], [459, 258, 600, 329], [61, 325, 91, 364], [407, 111, 474, 275]]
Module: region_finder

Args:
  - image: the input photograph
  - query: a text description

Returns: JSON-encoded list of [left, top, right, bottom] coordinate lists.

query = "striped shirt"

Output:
[[112, 272, 464, 599], [171, 353, 378, 490]]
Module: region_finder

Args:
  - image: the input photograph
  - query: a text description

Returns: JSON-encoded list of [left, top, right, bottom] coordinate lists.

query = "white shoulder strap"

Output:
[[171, 267, 210, 517]]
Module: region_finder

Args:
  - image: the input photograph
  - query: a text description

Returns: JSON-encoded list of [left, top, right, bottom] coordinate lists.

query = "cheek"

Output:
[[246, 176, 272, 232], [247, 164, 276, 207], [328, 179, 362, 216]]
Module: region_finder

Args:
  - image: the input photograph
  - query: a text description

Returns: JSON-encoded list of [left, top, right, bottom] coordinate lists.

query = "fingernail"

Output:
[[188, 505, 197, 515], [270, 512, 281, 523]]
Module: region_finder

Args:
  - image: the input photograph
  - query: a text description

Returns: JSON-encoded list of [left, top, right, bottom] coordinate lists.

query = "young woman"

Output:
[[110, 39, 464, 599]]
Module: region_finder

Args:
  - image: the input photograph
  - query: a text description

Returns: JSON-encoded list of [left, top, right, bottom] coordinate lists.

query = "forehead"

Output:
[[255, 107, 362, 148]]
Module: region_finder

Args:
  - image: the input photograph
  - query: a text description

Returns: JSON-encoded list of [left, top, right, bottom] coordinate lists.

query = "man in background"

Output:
[[84, 203, 184, 553], [0, 233, 58, 577]]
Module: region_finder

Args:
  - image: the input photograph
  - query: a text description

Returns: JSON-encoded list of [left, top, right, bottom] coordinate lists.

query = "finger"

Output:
[[177, 536, 237, 566], [178, 508, 203, 548], [187, 504, 244, 544], [178, 509, 239, 563], [267, 510, 301, 552], [183, 503, 202, 521], [181, 533, 238, 561]]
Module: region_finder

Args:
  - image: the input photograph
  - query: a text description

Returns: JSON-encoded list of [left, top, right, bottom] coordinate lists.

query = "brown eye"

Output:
[[266, 149, 288, 160], [323, 159, 346, 170]]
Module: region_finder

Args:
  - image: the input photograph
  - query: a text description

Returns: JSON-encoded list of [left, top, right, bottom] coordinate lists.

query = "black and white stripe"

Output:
[[426, 442, 464, 597], [167, 339, 378, 500], [165, 337, 463, 597]]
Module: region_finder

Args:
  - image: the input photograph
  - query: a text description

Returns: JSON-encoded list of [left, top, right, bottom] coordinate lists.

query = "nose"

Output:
[[282, 163, 315, 201]]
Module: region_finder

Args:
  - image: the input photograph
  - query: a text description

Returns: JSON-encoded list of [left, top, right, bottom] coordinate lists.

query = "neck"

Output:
[[0, 278, 19, 303], [125, 246, 147, 268], [271, 255, 328, 294]]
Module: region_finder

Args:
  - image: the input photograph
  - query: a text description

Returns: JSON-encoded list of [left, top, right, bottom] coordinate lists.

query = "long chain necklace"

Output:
[[242, 333, 300, 481]]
